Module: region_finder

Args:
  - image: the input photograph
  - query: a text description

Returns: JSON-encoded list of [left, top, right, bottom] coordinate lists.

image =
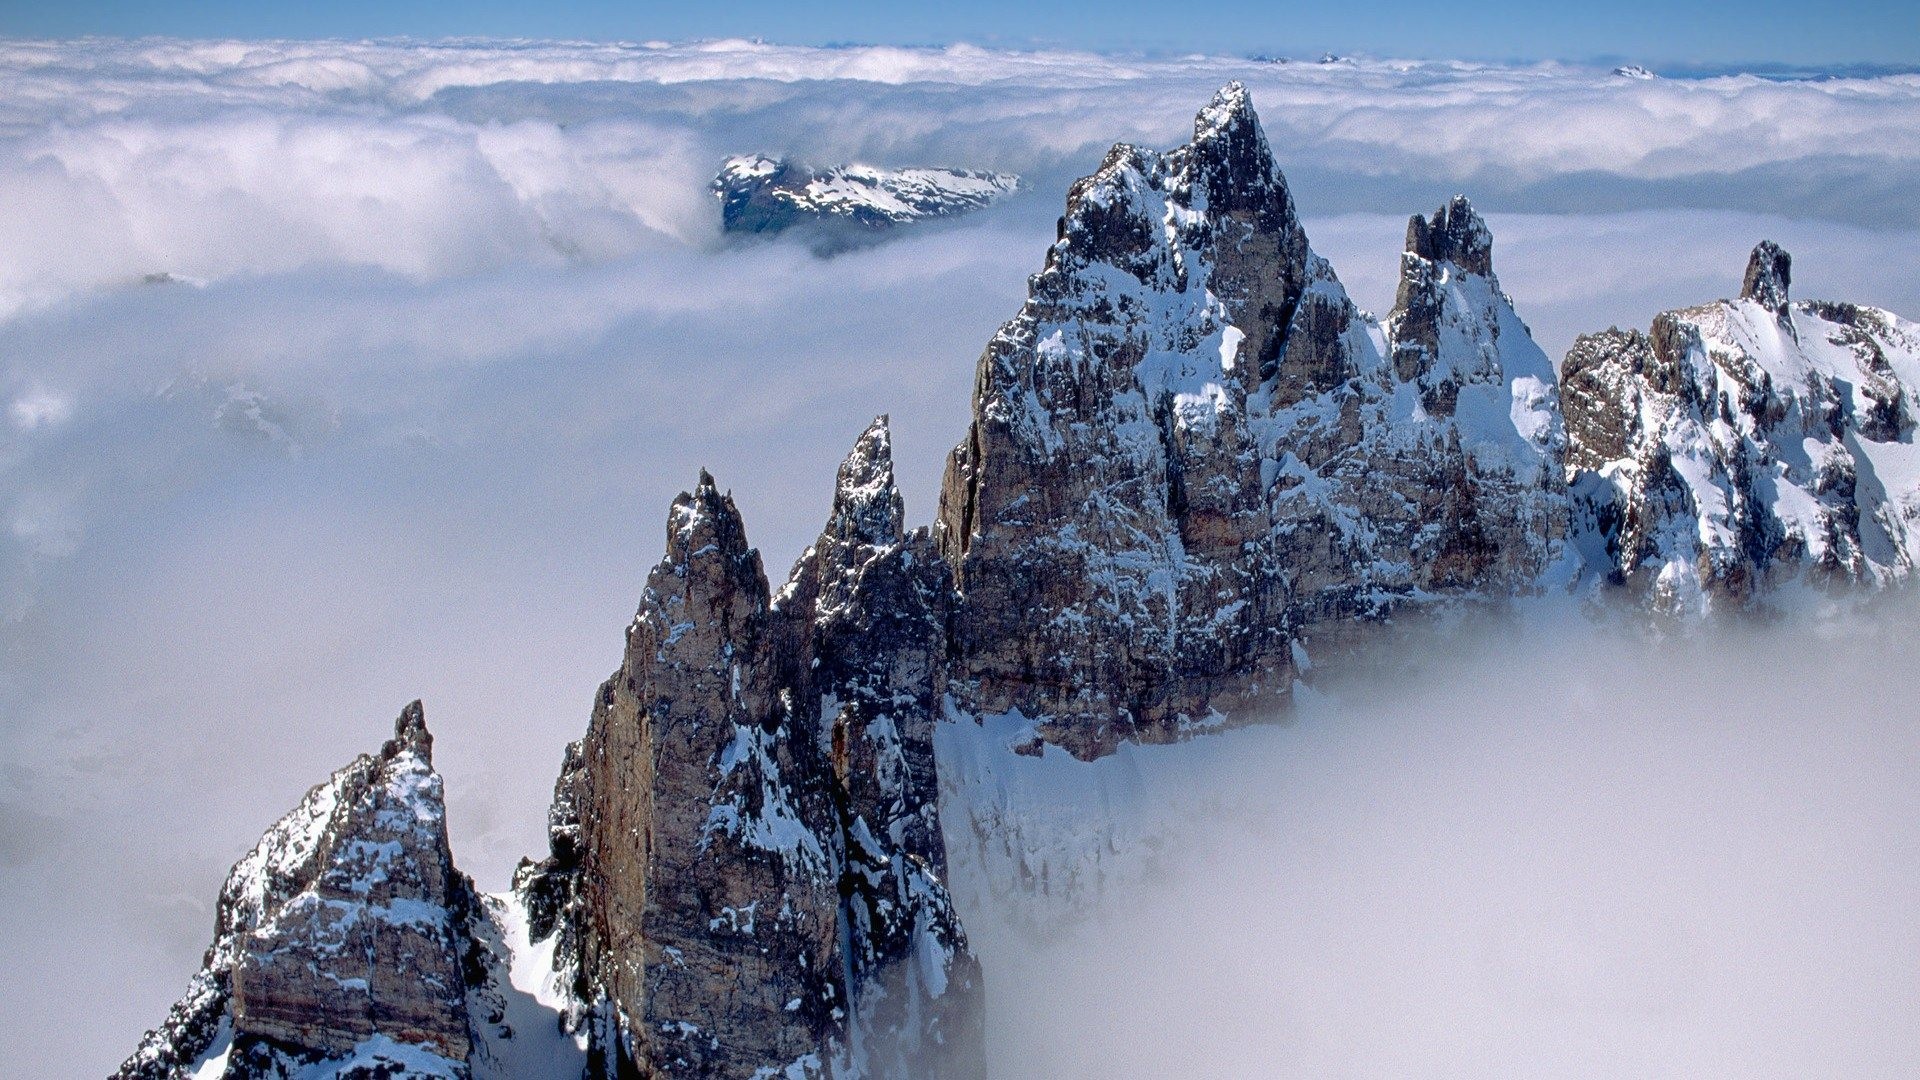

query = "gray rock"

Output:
[[1561, 242, 1920, 612], [119, 703, 483, 1079], [518, 431, 981, 1078], [1741, 239, 1792, 315]]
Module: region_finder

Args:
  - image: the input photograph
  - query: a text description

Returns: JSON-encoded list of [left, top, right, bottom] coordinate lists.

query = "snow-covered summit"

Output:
[[1562, 241, 1920, 612], [935, 84, 1572, 758]]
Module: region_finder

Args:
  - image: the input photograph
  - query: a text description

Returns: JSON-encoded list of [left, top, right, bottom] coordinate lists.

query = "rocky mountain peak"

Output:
[[1742, 239, 1792, 314], [1404, 194, 1494, 277], [662, 469, 765, 607], [120, 702, 483, 1080], [828, 415, 905, 549], [1561, 249, 1920, 611], [1385, 194, 1559, 434], [1195, 79, 1255, 133], [387, 697, 433, 760], [1179, 80, 1300, 238]]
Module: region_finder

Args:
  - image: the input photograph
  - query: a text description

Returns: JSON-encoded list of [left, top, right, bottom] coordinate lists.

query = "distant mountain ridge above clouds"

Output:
[[4, 35, 1919, 327], [712, 155, 1018, 250]]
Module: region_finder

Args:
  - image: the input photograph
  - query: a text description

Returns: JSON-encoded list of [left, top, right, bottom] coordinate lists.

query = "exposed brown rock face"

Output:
[[549, 472, 845, 1078], [1560, 242, 1920, 613], [934, 84, 1307, 759], [519, 425, 981, 1079], [774, 420, 983, 1077], [119, 704, 484, 1080], [935, 90, 1570, 757]]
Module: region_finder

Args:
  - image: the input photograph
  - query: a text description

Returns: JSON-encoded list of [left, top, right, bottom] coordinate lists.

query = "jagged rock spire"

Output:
[[119, 702, 480, 1079], [663, 469, 763, 601], [828, 415, 905, 548], [1404, 194, 1494, 277], [1742, 240, 1792, 314], [1184, 81, 1289, 222], [521, 449, 983, 1077], [559, 465, 847, 1078], [387, 697, 432, 759], [1385, 193, 1560, 435]]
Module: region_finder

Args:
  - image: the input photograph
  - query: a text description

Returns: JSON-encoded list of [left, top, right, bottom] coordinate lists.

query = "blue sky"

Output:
[[0, 0, 1914, 67]]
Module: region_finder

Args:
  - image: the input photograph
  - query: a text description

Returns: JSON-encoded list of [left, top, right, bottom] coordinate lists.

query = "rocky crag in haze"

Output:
[[124, 82, 1920, 1079], [512, 421, 982, 1079], [118, 704, 504, 1080]]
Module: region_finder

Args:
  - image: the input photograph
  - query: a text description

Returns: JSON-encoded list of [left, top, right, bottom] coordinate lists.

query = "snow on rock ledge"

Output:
[[118, 703, 494, 1079], [1562, 241, 1920, 613]]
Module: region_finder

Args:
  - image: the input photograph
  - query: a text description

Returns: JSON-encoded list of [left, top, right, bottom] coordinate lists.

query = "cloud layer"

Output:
[[965, 609, 1920, 1078], [1, 37, 1918, 1079]]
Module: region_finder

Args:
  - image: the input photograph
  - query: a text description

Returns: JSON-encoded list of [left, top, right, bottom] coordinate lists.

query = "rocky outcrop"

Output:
[[1561, 242, 1920, 612], [933, 84, 1313, 759], [773, 418, 983, 1078], [713, 155, 1017, 252], [119, 703, 488, 1080], [523, 472, 845, 1078], [1742, 240, 1792, 316], [516, 425, 981, 1079], [935, 85, 1569, 758]]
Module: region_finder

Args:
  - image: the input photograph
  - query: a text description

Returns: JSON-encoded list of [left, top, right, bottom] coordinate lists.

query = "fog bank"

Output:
[[959, 607, 1920, 1078]]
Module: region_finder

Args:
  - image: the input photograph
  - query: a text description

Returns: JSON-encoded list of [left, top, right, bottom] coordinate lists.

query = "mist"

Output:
[[955, 606, 1920, 1078]]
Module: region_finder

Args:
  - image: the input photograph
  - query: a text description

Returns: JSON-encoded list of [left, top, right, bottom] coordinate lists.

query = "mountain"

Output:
[[122, 82, 1920, 1079], [713, 155, 1017, 250], [934, 85, 1569, 758], [511, 423, 982, 1079], [119, 704, 503, 1079], [1562, 241, 1920, 612]]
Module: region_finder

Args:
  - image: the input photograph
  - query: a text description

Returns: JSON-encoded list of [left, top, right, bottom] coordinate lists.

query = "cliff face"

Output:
[[517, 422, 981, 1080], [775, 419, 983, 1077], [934, 83, 1306, 759], [1561, 242, 1920, 613], [935, 85, 1571, 758], [118, 704, 488, 1080]]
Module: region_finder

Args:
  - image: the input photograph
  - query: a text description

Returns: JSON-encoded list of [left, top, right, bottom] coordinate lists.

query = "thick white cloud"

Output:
[[965, 609, 1920, 1078], [1, 36, 1918, 1080], [1, 39, 1917, 316]]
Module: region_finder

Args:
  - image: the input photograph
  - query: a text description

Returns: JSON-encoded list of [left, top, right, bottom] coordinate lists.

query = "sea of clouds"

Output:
[[1, 37, 1918, 1077], [960, 606, 1920, 1078]]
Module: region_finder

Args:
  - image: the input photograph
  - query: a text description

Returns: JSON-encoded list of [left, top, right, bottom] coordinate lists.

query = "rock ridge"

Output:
[[514, 425, 981, 1078], [119, 703, 490, 1080]]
